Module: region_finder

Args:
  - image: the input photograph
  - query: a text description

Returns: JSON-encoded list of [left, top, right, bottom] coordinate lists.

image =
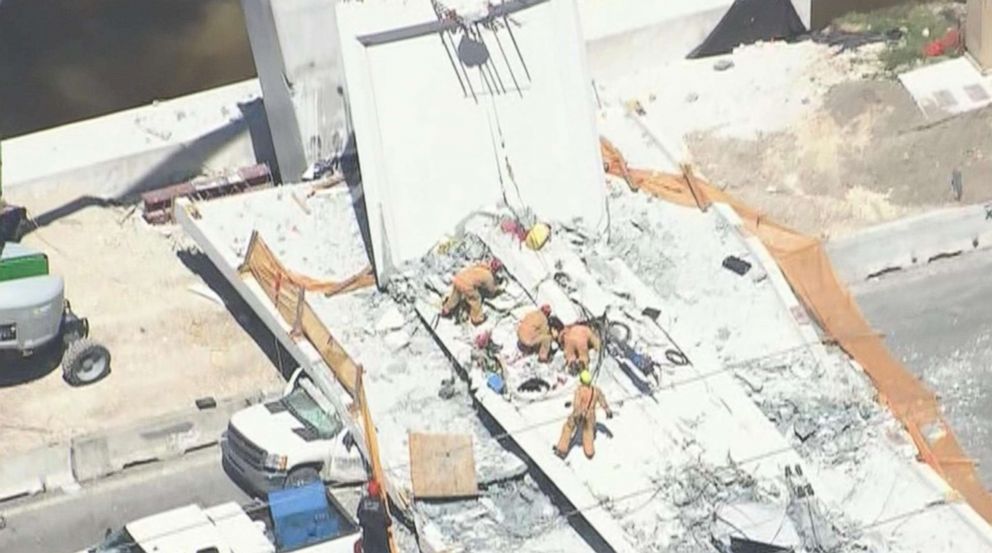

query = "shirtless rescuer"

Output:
[[554, 369, 614, 459], [558, 323, 602, 373], [441, 258, 503, 325], [517, 305, 564, 362]]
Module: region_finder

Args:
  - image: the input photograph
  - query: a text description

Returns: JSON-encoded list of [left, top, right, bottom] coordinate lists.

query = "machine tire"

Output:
[[63, 338, 111, 386], [285, 466, 320, 488]]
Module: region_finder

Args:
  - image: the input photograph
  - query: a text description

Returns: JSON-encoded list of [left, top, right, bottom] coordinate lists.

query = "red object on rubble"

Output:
[[474, 330, 492, 349], [923, 28, 961, 58], [499, 217, 528, 241]]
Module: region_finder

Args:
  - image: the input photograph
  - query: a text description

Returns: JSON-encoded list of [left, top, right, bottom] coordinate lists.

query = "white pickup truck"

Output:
[[80, 482, 359, 553], [222, 368, 366, 496]]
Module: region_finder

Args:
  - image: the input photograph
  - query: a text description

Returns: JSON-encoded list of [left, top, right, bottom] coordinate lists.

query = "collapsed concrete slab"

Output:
[[408, 203, 992, 551], [177, 185, 592, 552], [180, 174, 992, 551], [336, 0, 607, 281]]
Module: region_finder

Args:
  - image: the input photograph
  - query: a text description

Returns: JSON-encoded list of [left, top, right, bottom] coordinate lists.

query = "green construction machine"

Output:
[[0, 137, 111, 385]]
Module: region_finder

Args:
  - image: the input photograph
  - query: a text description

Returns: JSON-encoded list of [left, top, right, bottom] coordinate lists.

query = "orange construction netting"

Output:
[[601, 138, 992, 522], [238, 230, 370, 393]]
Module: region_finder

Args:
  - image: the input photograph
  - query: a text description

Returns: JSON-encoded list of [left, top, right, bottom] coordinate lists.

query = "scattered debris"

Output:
[[186, 283, 225, 307], [291, 192, 311, 215], [141, 164, 271, 224], [375, 306, 407, 333], [625, 99, 647, 116], [713, 59, 735, 71], [722, 255, 752, 276], [438, 378, 458, 400], [194, 397, 217, 410]]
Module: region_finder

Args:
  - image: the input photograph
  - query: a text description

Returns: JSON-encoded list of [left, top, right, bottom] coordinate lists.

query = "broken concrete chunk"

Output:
[[714, 59, 735, 71], [375, 306, 406, 333], [713, 503, 800, 551], [438, 379, 458, 400], [793, 417, 817, 442], [385, 330, 411, 351]]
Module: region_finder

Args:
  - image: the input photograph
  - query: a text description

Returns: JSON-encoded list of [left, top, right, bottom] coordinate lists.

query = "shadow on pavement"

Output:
[[176, 248, 297, 380]]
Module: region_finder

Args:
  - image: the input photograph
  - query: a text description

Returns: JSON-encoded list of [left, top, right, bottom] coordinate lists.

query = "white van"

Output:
[[222, 368, 366, 496]]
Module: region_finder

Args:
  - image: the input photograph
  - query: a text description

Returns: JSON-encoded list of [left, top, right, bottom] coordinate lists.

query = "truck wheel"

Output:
[[63, 338, 111, 386], [286, 466, 320, 488]]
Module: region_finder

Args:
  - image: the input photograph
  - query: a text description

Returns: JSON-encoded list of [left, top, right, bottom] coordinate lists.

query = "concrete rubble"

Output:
[[173, 2, 992, 551], [186, 185, 588, 552], [181, 167, 992, 552]]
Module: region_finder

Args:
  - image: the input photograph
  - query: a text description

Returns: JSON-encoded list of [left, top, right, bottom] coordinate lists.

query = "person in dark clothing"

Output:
[[355, 479, 391, 553]]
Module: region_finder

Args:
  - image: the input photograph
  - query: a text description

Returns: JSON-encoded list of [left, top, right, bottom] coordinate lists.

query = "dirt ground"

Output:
[[689, 77, 992, 238], [0, 188, 285, 455], [674, 2, 988, 238]]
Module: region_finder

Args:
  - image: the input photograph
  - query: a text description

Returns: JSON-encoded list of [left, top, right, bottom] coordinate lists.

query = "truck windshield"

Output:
[[282, 388, 343, 439], [91, 528, 144, 553]]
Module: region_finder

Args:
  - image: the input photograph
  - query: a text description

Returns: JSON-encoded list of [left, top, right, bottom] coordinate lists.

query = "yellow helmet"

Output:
[[525, 223, 551, 250], [579, 370, 592, 385]]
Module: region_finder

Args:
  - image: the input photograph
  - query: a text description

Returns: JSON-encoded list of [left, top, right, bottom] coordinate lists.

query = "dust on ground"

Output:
[[688, 78, 992, 238], [0, 189, 285, 455], [602, 1, 985, 239]]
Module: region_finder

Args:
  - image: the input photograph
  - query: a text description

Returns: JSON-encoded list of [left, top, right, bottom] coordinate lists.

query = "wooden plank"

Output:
[[408, 433, 478, 499], [300, 302, 359, 394], [239, 230, 363, 394]]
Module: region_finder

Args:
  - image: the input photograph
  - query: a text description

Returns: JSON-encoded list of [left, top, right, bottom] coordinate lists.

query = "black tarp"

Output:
[[688, 0, 807, 59]]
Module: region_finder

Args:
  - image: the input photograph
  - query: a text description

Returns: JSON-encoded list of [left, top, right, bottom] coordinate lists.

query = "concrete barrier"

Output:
[[580, 0, 732, 81], [2, 80, 268, 202], [70, 390, 273, 483], [0, 444, 75, 502], [826, 202, 992, 283]]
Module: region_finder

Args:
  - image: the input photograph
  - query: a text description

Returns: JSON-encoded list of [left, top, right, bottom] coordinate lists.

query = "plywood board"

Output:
[[408, 432, 478, 498], [337, 0, 607, 280]]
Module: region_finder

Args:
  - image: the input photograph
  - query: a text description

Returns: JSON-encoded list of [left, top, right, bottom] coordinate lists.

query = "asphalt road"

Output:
[[0, 447, 250, 553], [852, 248, 992, 487]]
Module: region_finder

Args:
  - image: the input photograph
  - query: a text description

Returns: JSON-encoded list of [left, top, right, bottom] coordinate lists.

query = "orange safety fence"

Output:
[[601, 138, 992, 522], [238, 230, 372, 394], [237, 229, 412, 517]]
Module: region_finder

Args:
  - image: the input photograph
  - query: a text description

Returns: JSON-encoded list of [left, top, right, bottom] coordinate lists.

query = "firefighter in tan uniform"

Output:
[[558, 323, 602, 372], [554, 370, 613, 459], [441, 258, 503, 325], [516, 305, 563, 363]]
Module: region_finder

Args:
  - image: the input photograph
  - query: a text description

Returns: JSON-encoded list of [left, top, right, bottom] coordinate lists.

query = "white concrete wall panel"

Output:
[[579, 0, 733, 80], [338, 0, 606, 278], [242, 0, 346, 181]]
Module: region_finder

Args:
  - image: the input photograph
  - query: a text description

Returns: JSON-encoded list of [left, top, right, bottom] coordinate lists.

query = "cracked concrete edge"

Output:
[[826, 202, 992, 283], [0, 388, 279, 504], [712, 203, 831, 362], [712, 202, 992, 541]]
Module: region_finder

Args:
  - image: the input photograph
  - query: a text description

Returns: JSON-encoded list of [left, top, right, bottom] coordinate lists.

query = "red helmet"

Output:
[[367, 479, 381, 497], [540, 304, 552, 316], [489, 258, 503, 272]]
